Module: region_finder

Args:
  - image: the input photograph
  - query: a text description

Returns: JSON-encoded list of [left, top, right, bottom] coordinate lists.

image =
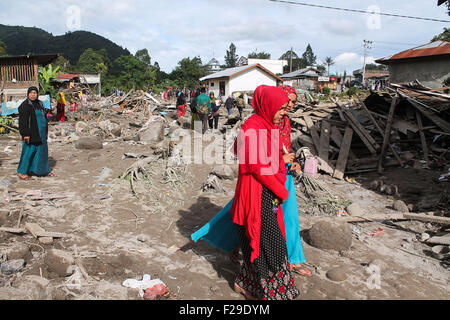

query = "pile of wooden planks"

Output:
[[290, 84, 450, 180]]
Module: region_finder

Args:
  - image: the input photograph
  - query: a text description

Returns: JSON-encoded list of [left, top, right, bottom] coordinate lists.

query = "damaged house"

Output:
[[376, 40, 450, 89]]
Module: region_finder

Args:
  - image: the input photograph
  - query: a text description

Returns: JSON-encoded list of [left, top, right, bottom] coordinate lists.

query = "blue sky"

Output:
[[1, 0, 448, 74]]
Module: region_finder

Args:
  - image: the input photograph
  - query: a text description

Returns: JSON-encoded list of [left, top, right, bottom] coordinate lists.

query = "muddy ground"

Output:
[[0, 105, 449, 300]]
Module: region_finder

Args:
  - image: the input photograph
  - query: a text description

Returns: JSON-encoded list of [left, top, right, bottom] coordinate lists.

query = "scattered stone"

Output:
[[326, 267, 348, 282], [346, 203, 365, 217], [137, 235, 149, 243], [421, 233, 431, 242], [44, 249, 75, 277], [393, 200, 409, 212], [212, 165, 235, 180], [111, 125, 122, 137], [39, 237, 54, 245], [75, 136, 103, 150], [1, 259, 26, 275], [7, 243, 32, 262], [308, 221, 352, 251], [75, 121, 88, 133], [139, 117, 165, 143]]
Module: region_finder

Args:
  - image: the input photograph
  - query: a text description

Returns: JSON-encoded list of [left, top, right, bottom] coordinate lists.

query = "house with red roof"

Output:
[[376, 41, 450, 89]]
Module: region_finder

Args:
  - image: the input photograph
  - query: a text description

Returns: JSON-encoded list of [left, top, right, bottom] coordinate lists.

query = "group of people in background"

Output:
[[50, 90, 89, 123]]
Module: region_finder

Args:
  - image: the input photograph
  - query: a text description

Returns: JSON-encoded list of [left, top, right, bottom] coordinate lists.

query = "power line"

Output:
[[268, 0, 450, 23]]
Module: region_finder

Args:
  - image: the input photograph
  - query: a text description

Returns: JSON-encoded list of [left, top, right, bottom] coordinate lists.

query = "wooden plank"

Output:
[[425, 234, 450, 246], [405, 97, 450, 133], [356, 96, 403, 166], [415, 109, 430, 165], [24, 222, 46, 238], [318, 121, 334, 174], [341, 108, 379, 149], [303, 115, 320, 155], [403, 213, 450, 225], [317, 213, 406, 223], [35, 231, 67, 238], [0, 227, 26, 234], [333, 127, 353, 180], [330, 126, 356, 159], [378, 96, 399, 173]]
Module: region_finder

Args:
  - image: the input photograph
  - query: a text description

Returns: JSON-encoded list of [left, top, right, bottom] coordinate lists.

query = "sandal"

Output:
[[46, 173, 56, 177], [292, 265, 313, 277], [234, 283, 257, 300], [18, 174, 33, 181]]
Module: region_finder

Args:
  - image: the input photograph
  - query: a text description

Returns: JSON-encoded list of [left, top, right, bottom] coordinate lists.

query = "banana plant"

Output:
[[38, 64, 61, 98]]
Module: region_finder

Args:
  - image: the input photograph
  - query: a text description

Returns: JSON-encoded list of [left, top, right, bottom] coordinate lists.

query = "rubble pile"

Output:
[[289, 82, 450, 180]]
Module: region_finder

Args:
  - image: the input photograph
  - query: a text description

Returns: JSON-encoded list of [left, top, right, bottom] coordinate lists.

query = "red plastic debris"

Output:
[[143, 284, 167, 300]]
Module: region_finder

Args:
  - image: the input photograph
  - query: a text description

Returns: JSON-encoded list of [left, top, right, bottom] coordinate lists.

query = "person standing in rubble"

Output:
[[176, 92, 187, 118], [208, 92, 217, 129], [236, 94, 245, 119], [225, 95, 235, 118], [17, 87, 55, 180], [209, 98, 222, 132], [190, 89, 200, 131], [56, 91, 66, 122], [80, 90, 89, 122], [195, 87, 211, 134]]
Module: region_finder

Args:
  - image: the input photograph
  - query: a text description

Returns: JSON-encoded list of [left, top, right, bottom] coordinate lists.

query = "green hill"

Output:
[[0, 24, 130, 64]]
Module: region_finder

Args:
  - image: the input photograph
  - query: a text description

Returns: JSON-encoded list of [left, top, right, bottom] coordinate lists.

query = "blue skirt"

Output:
[[17, 108, 51, 176], [191, 168, 306, 264]]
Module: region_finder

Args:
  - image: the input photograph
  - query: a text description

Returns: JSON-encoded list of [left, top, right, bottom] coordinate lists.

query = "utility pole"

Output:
[[362, 40, 372, 88], [290, 47, 293, 73]]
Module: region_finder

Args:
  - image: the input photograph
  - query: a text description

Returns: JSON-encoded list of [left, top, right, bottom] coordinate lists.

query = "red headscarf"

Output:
[[278, 85, 297, 153], [231, 85, 290, 263]]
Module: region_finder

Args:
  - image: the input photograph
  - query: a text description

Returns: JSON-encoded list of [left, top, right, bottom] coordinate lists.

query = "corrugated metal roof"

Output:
[[376, 41, 450, 64], [200, 64, 282, 81], [281, 66, 319, 78], [57, 73, 80, 80]]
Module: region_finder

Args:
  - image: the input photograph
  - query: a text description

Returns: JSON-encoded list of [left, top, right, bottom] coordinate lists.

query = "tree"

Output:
[[432, 27, 450, 42], [76, 48, 111, 75], [0, 41, 7, 56], [135, 49, 152, 66], [324, 57, 335, 76], [279, 49, 306, 73], [170, 56, 206, 88], [365, 63, 388, 71], [113, 55, 157, 91], [225, 43, 238, 68], [316, 64, 326, 76], [248, 51, 271, 59], [51, 56, 73, 73], [302, 44, 317, 66]]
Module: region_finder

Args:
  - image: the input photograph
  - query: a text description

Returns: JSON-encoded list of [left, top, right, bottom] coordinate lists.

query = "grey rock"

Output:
[[111, 126, 122, 137], [308, 221, 352, 251], [44, 249, 75, 277], [1, 259, 26, 275], [346, 203, 365, 217], [6, 243, 32, 262], [326, 267, 348, 282], [393, 200, 409, 212], [140, 118, 165, 143], [75, 136, 103, 150]]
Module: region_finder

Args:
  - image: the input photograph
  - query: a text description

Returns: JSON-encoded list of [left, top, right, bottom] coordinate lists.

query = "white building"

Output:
[[247, 59, 287, 75], [205, 58, 222, 75], [199, 64, 283, 99]]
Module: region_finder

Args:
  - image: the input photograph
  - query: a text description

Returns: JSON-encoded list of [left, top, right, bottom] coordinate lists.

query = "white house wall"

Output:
[[228, 68, 277, 95]]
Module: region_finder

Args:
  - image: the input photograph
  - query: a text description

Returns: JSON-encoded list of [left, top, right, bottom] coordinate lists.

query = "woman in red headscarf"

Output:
[[231, 85, 300, 300], [278, 85, 312, 277]]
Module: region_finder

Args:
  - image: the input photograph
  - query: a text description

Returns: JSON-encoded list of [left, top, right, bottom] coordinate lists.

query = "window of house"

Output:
[[210, 83, 214, 87]]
